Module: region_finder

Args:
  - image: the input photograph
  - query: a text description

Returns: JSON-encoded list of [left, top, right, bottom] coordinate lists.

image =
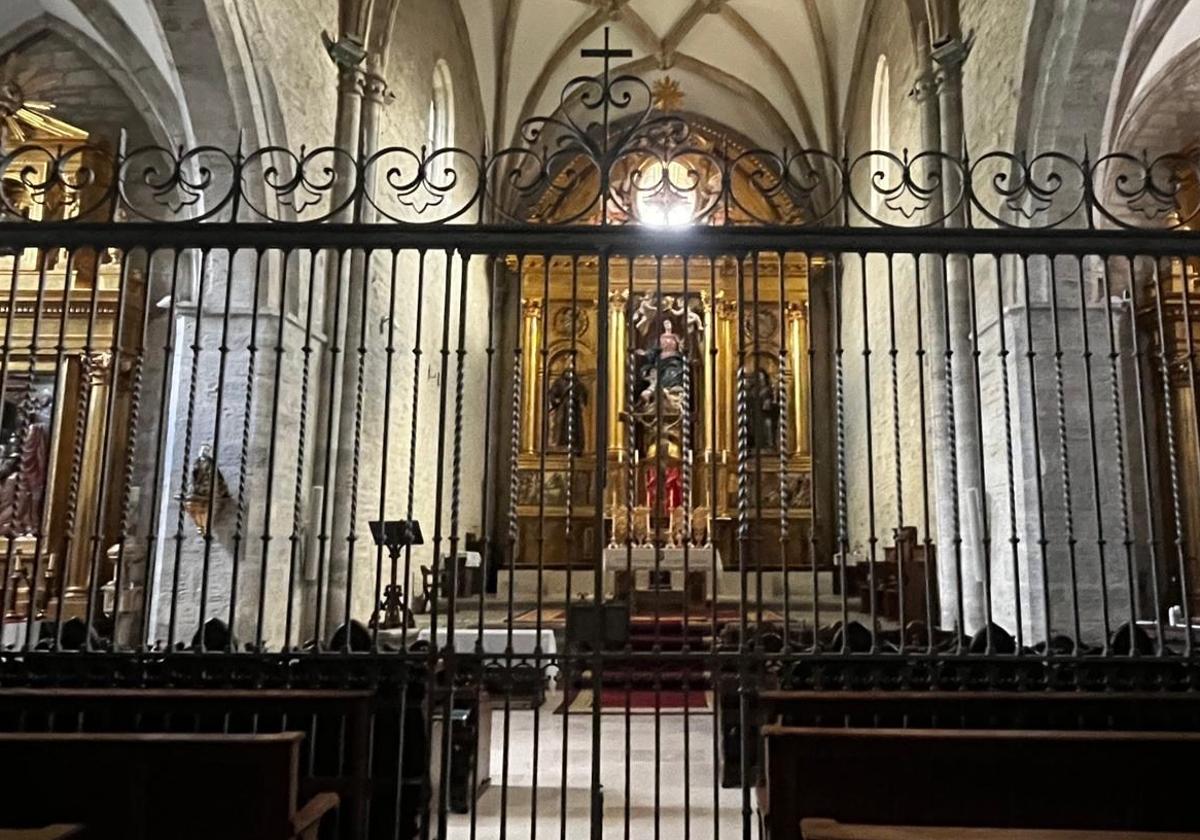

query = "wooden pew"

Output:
[[757, 689, 1200, 731], [731, 689, 1200, 791], [801, 819, 1200, 840], [0, 828, 84, 840], [0, 732, 338, 840], [760, 726, 1200, 840], [0, 688, 375, 839]]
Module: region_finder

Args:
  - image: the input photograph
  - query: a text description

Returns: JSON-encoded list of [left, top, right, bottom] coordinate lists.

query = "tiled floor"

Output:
[[443, 693, 748, 840]]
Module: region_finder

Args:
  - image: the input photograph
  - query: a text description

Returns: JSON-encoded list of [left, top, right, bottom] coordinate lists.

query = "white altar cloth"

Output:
[[601, 546, 722, 598]]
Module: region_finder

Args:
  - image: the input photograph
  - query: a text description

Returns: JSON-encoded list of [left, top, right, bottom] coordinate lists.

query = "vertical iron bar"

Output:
[[401, 250, 429, 654], [371, 250, 399, 652], [993, 253, 1023, 652], [141, 250, 183, 650], [913, 253, 937, 654], [314, 247, 349, 649], [285, 250, 320, 651], [1019, 254, 1053, 649], [965, 256, 994, 649], [559, 254, 579, 840], [194, 249, 238, 649], [1047, 254, 1083, 650], [1149, 256, 1192, 654], [1075, 254, 1111, 651], [341, 246, 374, 647], [256, 249, 291, 651], [707, 255, 721, 840], [19, 243, 64, 646], [735, 252, 752, 840], [859, 251, 880, 650], [1124, 255, 1166, 654], [1098, 255, 1140, 654], [938, 252, 966, 649], [226, 248, 266, 649], [168, 248, 210, 650], [885, 252, 906, 649], [589, 246, 612, 840], [529, 252, 551, 840]]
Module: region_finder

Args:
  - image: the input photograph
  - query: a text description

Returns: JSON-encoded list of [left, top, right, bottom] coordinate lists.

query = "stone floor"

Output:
[[443, 693, 749, 840]]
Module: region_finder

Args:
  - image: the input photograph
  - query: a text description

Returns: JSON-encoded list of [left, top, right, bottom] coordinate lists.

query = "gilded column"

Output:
[[701, 291, 715, 454], [64, 351, 112, 615], [786, 300, 809, 454], [520, 298, 543, 453], [716, 297, 738, 457], [607, 288, 628, 457]]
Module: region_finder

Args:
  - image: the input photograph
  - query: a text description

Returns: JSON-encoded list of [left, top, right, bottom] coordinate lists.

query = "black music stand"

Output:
[[369, 519, 424, 630]]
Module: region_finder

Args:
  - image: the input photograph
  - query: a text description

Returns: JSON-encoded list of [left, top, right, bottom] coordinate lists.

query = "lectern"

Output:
[[368, 519, 424, 630]]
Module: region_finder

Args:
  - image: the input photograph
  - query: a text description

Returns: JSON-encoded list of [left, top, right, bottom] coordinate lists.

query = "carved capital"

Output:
[[522, 298, 543, 319], [84, 351, 113, 387], [909, 70, 939, 103], [337, 65, 366, 97], [785, 300, 807, 322], [362, 72, 391, 106], [931, 30, 974, 85], [609, 288, 629, 310], [715, 298, 738, 320]]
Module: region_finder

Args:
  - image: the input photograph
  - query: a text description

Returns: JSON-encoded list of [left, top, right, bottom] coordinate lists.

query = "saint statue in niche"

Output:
[[0, 389, 51, 539], [635, 319, 687, 413], [547, 367, 588, 453], [746, 368, 780, 450]]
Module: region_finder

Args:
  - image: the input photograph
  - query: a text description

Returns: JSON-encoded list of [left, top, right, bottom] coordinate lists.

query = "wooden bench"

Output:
[[801, 819, 1200, 840], [760, 726, 1200, 840], [0, 732, 338, 840], [0, 688, 375, 839], [727, 689, 1200, 790], [0, 828, 84, 840], [758, 689, 1200, 730]]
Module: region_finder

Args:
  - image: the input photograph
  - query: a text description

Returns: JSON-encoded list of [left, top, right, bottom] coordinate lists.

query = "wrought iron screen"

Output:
[[2, 47, 1200, 840]]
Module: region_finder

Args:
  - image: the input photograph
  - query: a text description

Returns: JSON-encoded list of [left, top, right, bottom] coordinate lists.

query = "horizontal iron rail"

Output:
[[3, 222, 1200, 257]]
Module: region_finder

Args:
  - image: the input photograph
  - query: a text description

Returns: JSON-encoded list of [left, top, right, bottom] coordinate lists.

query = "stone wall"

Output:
[[836, 1, 1141, 644]]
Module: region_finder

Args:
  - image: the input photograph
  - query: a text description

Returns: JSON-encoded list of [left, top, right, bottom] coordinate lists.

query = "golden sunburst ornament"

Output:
[[651, 76, 685, 112], [0, 53, 88, 143]]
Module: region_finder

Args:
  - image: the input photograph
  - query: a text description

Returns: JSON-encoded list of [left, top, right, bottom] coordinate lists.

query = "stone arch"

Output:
[[1010, 0, 1135, 159], [0, 14, 178, 149], [1110, 35, 1200, 157]]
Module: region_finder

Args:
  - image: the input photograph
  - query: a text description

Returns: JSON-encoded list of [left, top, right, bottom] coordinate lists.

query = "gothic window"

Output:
[[427, 59, 454, 152]]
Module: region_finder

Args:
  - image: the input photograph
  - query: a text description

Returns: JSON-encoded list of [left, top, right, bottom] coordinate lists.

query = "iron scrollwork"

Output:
[[1, 47, 1199, 230]]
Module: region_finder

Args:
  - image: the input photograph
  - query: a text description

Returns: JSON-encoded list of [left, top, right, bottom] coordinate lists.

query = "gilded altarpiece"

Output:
[[0, 136, 140, 624], [512, 254, 813, 572]]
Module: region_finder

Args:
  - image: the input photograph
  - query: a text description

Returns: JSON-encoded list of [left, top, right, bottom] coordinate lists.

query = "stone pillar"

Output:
[[325, 68, 390, 633], [911, 33, 963, 635], [933, 33, 986, 637], [305, 44, 365, 643], [520, 298, 543, 453]]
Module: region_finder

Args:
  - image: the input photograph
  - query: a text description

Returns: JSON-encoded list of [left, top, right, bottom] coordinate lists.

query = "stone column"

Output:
[[520, 298, 543, 453], [932, 33, 986, 637], [305, 42, 365, 643], [325, 68, 390, 632]]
